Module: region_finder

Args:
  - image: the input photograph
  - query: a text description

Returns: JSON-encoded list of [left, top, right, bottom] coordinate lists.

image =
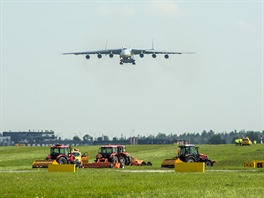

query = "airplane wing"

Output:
[[62, 48, 122, 55], [144, 50, 192, 55], [131, 48, 194, 55]]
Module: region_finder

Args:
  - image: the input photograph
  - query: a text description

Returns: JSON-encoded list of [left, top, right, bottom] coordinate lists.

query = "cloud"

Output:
[[152, 1, 180, 17]]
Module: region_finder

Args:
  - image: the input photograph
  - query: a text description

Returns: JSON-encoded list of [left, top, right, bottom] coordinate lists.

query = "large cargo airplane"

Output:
[[62, 43, 194, 65]]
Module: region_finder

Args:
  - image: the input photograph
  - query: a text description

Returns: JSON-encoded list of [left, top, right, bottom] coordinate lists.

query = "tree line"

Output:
[[71, 130, 264, 145]]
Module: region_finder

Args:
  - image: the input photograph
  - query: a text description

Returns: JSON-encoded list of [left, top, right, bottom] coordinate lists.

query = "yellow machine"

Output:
[[32, 159, 54, 168], [71, 149, 82, 167], [71, 149, 90, 167], [81, 152, 90, 164], [161, 158, 178, 168], [241, 137, 252, 146]]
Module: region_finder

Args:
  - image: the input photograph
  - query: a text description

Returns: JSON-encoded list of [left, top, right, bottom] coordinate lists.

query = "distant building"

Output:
[[129, 137, 138, 145], [0, 135, 13, 146], [2, 130, 57, 145]]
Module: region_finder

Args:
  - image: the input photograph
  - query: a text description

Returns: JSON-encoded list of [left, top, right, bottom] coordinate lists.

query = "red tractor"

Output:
[[46, 144, 76, 164], [161, 144, 215, 168], [94, 145, 125, 168], [32, 144, 78, 168], [178, 144, 215, 166], [82, 145, 151, 168]]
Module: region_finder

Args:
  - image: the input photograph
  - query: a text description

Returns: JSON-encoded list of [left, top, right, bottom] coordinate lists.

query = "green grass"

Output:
[[0, 144, 264, 197]]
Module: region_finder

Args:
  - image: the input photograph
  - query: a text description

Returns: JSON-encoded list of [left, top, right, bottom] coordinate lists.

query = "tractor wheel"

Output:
[[147, 162, 152, 166], [205, 160, 213, 167], [120, 154, 131, 165], [185, 157, 195, 163], [112, 156, 118, 164], [119, 157, 125, 169], [125, 156, 131, 165], [57, 157, 68, 164]]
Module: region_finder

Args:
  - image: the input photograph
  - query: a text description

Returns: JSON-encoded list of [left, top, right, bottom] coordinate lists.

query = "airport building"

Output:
[[0, 135, 13, 146], [2, 130, 57, 145]]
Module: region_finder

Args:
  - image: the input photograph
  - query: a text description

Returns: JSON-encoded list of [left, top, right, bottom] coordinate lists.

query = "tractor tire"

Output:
[[120, 154, 131, 165], [74, 161, 81, 168], [125, 156, 131, 165], [147, 162, 152, 166], [119, 157, 125, 169], [112, 156, 118, 164], [205, 160, 213, 167], [57, 157, 68, 164], [185, 157, 195, 163]]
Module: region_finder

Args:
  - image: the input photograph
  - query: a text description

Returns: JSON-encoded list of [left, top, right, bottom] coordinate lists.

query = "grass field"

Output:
[[0, 144, 264, 197]]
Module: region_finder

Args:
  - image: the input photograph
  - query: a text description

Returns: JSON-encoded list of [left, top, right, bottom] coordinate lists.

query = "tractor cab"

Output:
[[178, 144, 200, 162], [117, 145, 126, 153], [97, 145, 118, 159], [49, 144, 69, 159]]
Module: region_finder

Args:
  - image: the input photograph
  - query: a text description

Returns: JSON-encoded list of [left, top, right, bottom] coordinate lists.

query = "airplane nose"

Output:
[[121, 50, 131, 57]]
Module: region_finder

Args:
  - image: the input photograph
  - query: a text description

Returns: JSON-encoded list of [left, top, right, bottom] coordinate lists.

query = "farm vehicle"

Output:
[[161, 144, 215, 168], [235, 137, 252, 146], [32, 144, 89, 168], [83, 145, 125, 168], [83, 145, 152, 168], [71, 149, 90, 168]]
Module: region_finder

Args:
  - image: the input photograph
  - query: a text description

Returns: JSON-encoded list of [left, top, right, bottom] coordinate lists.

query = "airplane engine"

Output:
[[152, 54, 157, 58], [97, 54, 102, 59], [164, 54, 169, 59], [140, 53, 144, 58], [86, 55, 90, 59], [109, 53, 114, 58]]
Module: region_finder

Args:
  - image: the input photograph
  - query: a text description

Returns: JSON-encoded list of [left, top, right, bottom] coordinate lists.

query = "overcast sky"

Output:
[[1, 1, 263, 139]]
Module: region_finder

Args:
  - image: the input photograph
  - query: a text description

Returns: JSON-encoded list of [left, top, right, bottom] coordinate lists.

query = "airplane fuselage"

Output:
[[119, 48, 135, 65]]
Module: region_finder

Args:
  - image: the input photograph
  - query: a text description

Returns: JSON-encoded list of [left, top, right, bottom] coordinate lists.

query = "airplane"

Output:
[[62, 42, 194, 65]]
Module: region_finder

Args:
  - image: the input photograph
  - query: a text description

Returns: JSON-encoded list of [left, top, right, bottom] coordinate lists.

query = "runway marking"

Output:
[[0, 169, 258, 173], [120, 169, 258, 173]]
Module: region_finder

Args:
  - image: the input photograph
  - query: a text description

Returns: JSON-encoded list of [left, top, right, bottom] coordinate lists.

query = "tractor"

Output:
[[82, 145, 151, 168], [46, 144, 75, 164], [161, 144, 215, 168], [83, 145, 125, 168], [32, 144, 76, 168]]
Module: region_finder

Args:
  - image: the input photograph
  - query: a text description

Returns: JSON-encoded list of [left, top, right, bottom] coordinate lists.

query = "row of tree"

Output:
[[71, 130, 264, 145]]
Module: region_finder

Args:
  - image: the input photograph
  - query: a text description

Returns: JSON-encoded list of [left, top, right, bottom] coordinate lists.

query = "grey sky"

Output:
[[1, 1, 263, 139]]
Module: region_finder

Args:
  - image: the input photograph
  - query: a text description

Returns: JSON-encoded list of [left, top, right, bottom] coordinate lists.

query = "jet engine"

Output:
[[109, 53, 114, 58], [164, 54, 169, 59], [140, 53, 144, 58], [86, 55, 90, 59], [97, 54, 102, 59], [152, 54, 157, 58]]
